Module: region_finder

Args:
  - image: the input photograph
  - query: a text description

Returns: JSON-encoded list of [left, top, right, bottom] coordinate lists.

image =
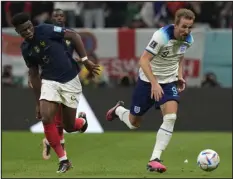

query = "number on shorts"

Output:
[[172, 86, 178, 96]]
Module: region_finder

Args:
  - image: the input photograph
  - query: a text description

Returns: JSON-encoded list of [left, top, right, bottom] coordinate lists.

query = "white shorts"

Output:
[[40, 75, 82, 108]]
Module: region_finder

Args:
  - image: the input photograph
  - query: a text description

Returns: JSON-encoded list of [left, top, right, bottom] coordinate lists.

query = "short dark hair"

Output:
[[11, 12, 30, 27], [53, 8, 64, 13], [174, 8, 195, 25]]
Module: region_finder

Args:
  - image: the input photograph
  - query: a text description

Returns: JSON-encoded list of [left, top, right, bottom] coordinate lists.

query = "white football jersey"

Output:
[[139, 24, 194, 84]]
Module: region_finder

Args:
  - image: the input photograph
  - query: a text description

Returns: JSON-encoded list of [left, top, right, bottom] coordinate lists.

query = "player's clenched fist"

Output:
[[177, 78, 186, 93], [36, 104, 42, 120], [83, 60, 100, 78], [151, 83, 164, 101]]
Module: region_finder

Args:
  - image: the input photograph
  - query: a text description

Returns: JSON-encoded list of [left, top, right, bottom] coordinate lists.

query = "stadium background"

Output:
[[1, 1, 232, 178]]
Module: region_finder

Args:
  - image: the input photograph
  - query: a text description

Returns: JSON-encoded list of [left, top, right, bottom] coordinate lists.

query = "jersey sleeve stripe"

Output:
[[145, 48, 156, 56]]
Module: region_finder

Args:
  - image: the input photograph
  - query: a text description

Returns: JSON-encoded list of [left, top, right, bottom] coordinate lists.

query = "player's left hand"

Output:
[[177, 78, 186, 93], [83, 60, 100, 78]]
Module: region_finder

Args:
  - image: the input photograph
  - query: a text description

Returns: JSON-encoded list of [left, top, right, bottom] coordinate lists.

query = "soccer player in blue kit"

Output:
[[106, 9, 195, 173], [34, 8, 86, 161], [11, 12, 99, 173]]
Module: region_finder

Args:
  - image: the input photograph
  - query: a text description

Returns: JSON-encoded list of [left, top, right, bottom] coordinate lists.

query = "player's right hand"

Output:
[[36, 104, 42, 120], [28, 80, 33, 88], [151, 83, 164, 101], [177, 78, 186, 93]]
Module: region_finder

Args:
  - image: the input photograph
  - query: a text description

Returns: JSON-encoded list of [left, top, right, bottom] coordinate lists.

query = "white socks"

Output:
[[60, 139, 65, 144], [115, 106, 137, 129], [45, 138, 65, 145], [150, 114, 177, 161], [115, 106, 177, 161], [59, 155, 68, 162]]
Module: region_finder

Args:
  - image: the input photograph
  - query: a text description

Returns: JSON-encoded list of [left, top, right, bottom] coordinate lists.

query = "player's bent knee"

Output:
[[41, 117, 53, 125], [130, 119, 140, 128], [129, 114, 142, 128], [40, 111, 56, 125], [163, 114, 177, 128], [40, 110, 55, 124], [161, 113, 177, 133]]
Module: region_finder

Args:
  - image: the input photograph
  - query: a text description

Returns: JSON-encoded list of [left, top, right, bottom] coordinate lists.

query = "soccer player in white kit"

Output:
[[106, 9, 195, 173]]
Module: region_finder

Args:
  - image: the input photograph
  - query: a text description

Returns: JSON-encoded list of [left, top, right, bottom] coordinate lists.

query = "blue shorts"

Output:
[[130, 78, 180, 116]]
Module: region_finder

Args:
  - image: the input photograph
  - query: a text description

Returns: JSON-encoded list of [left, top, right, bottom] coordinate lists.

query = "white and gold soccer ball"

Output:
[[197, 149, 220, 172]]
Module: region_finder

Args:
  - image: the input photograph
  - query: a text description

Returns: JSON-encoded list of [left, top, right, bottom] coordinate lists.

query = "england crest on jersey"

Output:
[[180, 45, 187, 53], [134, 106, 141, 114]]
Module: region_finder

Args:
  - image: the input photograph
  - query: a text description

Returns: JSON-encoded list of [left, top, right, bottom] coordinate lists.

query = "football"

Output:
[[197, 149, 220, 172]]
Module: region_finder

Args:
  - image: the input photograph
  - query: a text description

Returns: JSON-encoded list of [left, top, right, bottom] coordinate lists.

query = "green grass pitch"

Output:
[[2, 131, 232, 178]]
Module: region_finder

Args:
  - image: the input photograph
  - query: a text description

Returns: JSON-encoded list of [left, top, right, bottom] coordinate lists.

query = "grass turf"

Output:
[[2, 131, 232, 178]]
